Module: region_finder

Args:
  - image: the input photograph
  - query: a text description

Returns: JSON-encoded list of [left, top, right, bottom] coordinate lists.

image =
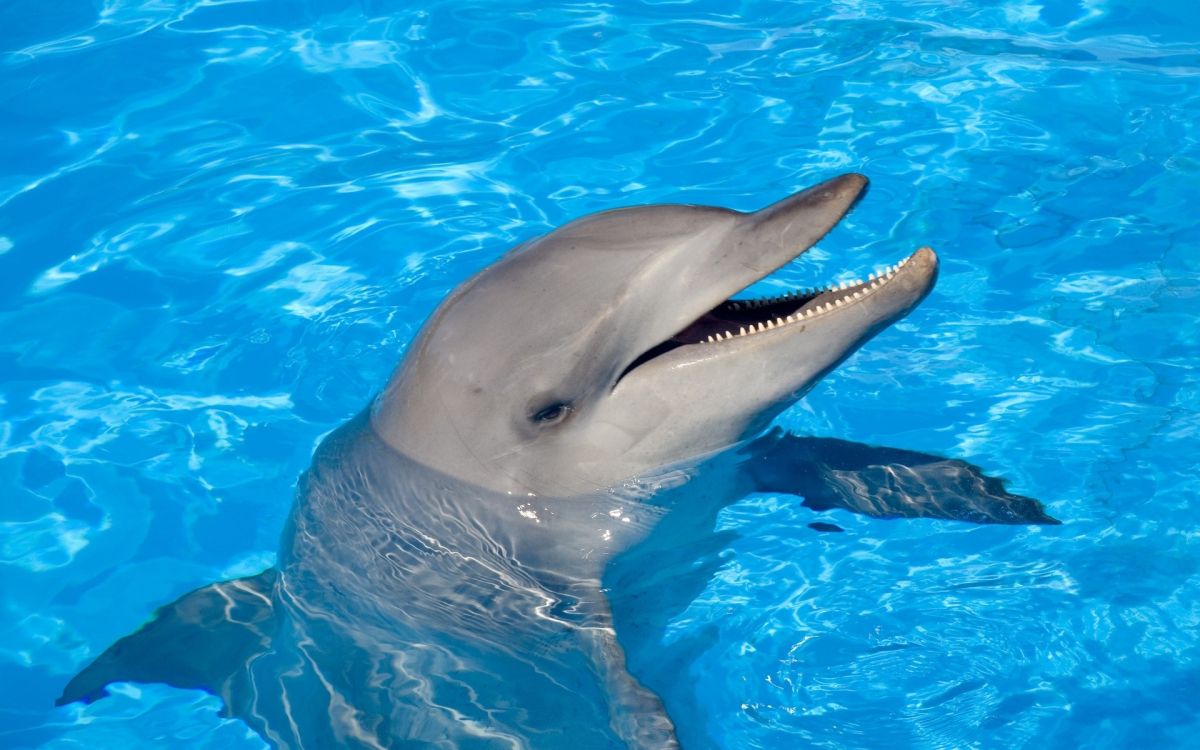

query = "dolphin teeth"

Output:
[[853, 291, 862, 299], [775, 316, 785, 326], [785, 314, 795, 323], [869, 272, 876, 281], [730, 302, 741, 311], [706, 335, 715, 343], [738, 326, 746, 336], [835, 299, 843, 307]]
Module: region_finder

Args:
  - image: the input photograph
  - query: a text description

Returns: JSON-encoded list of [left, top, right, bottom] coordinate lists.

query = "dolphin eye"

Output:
[[530, 402, 572, 426]]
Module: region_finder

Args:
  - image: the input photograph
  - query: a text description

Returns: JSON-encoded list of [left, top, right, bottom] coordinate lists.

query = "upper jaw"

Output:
[[613, 173, 873, 384]]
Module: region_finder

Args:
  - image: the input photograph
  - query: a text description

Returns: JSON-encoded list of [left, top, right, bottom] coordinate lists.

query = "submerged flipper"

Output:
[[744, 432, 1059, 525], [57, 568, 278, 708]]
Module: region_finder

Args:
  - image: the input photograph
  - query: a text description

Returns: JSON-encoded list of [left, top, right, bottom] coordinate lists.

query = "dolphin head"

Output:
[[373, 174, 938, 496]]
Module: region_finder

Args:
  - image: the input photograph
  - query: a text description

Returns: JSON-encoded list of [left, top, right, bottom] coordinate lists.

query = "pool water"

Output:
[[2, 1, 1198, 748]]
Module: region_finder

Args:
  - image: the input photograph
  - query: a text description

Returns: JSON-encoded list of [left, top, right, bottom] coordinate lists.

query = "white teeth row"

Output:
[[728, 289, 814, 310], [704, 255, 912, 344]]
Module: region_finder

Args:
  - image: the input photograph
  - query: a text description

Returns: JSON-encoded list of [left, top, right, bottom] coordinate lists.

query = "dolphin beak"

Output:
[[615, 174, 938, 388]]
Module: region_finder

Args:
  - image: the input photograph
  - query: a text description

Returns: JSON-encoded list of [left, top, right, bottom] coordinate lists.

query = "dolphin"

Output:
[[56, 173, 1056, 749]]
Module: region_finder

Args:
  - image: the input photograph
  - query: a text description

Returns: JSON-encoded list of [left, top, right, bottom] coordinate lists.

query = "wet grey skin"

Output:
[[57, 174, 1057, 750]]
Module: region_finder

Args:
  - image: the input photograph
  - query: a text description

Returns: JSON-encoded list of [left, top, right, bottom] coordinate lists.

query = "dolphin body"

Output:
[[57, 174, 1056, 748]]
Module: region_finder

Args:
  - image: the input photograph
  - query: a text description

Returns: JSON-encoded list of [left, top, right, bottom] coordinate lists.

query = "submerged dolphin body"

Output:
[[57, 174, 1056, 748]]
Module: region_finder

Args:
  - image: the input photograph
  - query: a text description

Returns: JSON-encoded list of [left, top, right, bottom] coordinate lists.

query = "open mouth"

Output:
[[619, 246, 935, 379], [676, 248, 930, 344]]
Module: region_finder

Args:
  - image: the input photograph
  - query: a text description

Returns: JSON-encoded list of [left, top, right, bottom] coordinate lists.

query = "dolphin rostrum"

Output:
[[57, 174, 1056, 748]]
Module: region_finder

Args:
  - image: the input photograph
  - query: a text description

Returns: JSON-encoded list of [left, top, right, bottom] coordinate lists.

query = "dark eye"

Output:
[[530, 402, 572, 426]]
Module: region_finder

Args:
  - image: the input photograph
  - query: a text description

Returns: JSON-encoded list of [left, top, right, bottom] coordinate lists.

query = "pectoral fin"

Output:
[[745, 433, 1059, 525], [57, 568, 279, 709]]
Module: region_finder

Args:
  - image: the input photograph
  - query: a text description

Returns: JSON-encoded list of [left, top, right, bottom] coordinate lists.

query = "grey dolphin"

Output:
[[56, 174, 1056, 749]]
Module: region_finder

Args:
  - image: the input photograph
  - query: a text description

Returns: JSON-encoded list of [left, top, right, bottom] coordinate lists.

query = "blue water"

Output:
[[2, 0, 1198, 747]]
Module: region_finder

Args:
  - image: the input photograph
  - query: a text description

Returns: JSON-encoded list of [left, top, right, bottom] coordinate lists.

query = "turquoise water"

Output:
[[2, 0, 1199, 748]]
